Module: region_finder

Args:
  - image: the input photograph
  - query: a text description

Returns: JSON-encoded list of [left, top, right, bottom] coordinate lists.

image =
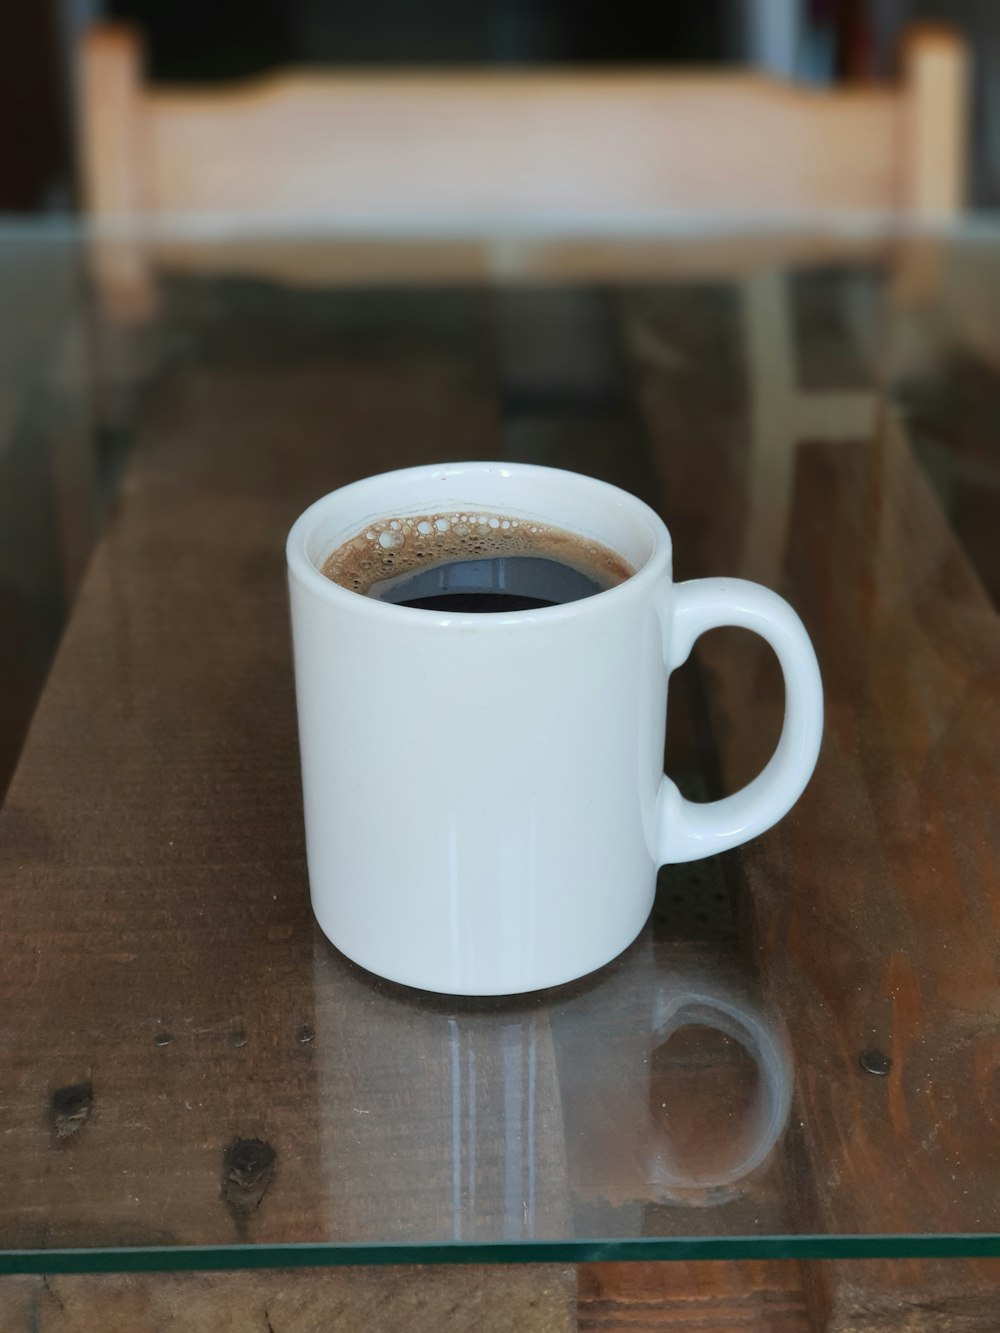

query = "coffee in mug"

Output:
[[322, 510, 634, 612]]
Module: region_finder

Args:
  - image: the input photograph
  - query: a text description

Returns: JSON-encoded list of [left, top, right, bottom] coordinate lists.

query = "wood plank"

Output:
[[4, 259, 996, 1324], [0, 278, 807, 1333], [901, 26, 969, 216], [767, 430, 1000, 1331], [0, 291, 516, 1251], [625, 272, 1000, 1328], [145, 72, 900, 224], [578, 1260, 810, 1332], [544, 283, 809, 1330], [495, 286, 798, 1243], [0, 1265, 576, 1332]]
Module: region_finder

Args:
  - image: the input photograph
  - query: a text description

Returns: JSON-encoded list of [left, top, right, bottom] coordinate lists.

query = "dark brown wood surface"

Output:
[[2, 250, 1000, 1329], [578, 1261, 810, 1331], [0, 295, 501, 1250], [0, 1265, 577, 1332], [623, 270, 1000, 1328]]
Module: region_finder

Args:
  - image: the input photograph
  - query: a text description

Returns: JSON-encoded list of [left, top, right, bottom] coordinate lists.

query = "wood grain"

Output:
[[767, 430, 1000, 1331], [2, 256, 999, 1327], [578, 1261, 810, 1332], [0, 293, 501, 1250], [0, 280, 802, 1332], [0, 1266, 576, 1332], [626, 273, 1000, 1328]]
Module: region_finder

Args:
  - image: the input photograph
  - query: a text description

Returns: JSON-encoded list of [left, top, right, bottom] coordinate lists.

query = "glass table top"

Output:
[[2, 226, 1000, 1274]]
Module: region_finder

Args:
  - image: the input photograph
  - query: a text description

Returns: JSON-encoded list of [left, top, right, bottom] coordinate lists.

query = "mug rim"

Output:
[[287, 461, 672, 627]]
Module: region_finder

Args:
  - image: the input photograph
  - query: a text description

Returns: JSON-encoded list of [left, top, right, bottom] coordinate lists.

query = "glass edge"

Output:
[[4, 1235, 1000, 1275]]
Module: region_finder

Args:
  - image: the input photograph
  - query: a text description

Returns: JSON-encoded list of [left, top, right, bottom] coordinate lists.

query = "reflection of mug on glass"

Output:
[[288, 462, 823, 995], [310, 935, 791, 1242], [647, 976, 792, 1199], [551, 937, 794, 1216]]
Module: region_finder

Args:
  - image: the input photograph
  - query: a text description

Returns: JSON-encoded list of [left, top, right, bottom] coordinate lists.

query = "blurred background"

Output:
[[1, 0, 998, 216], [1, 0, 997, 799]]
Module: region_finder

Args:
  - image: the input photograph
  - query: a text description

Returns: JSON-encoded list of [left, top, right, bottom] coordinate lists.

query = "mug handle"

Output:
[[657, 578, 823, 865]]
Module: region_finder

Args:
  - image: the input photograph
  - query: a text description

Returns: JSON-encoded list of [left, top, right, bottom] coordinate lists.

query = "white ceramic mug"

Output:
[[287, 462, 823, 996]]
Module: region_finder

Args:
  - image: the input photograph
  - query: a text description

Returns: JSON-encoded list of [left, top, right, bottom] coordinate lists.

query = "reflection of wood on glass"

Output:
[[308, 943, 573, 1243], [3, 253, 1000, 1326], [0, 312, 499, 1250], [631, 278, 1000, 1328]]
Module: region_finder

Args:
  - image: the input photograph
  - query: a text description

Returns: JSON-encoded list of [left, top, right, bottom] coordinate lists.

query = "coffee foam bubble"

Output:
[[321, 510, 634, 597]]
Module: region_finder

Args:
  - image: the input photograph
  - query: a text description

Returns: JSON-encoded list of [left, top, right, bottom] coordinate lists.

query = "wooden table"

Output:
[[2, 230, 1000, 1330]]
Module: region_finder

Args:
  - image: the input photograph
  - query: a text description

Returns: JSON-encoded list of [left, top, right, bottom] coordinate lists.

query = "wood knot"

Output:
[[51, 1081, 94, 1142], [222, 1137, 276, 1214]]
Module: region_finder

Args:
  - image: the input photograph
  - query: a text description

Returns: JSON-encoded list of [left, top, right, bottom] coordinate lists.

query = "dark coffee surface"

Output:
[[399, 592, 555, 612], [321, 510, 633, 610], [383, 552, 613, 612]]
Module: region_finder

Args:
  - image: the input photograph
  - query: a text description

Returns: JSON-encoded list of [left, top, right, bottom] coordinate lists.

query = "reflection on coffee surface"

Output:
[[322, 511, 634, 612]]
